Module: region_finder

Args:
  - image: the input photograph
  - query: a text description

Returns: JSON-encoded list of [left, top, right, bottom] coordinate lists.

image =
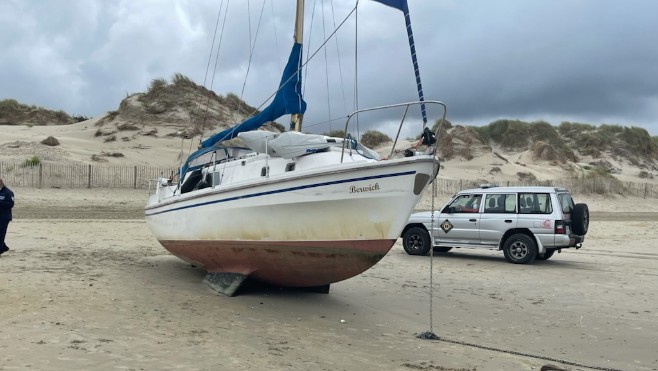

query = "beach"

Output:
[[0, 187, 656, 370]]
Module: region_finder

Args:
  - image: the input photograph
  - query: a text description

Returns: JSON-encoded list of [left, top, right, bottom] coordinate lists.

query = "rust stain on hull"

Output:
[[159, 239, 395, 287]]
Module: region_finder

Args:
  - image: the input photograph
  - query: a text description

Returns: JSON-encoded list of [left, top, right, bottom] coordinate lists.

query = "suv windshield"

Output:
[[446, 194, 482, 213]]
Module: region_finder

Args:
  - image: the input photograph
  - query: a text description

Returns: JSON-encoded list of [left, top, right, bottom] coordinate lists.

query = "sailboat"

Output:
[[144, 0, 445, 296]]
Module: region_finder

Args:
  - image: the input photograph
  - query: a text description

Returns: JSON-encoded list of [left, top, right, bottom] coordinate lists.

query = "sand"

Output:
[[0, 187, 657, 370]]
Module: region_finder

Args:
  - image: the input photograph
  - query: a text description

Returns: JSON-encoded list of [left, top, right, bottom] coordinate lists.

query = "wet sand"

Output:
[[1, 188, 657, 370]]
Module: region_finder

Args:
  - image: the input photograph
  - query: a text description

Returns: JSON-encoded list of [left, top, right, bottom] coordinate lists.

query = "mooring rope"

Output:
[[432, 337, 623, 371], [417, 165, 439, 340]]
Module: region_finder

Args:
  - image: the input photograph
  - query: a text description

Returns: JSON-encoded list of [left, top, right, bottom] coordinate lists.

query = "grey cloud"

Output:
[[0, 0, 656, 135]]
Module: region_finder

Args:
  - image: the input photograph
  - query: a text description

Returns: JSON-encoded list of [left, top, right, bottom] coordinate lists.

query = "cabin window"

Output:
[[285, 163, 296, 172], [261, 166, 269, 177]]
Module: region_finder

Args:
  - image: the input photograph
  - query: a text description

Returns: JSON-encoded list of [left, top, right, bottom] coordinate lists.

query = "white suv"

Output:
[[401, 186, 589, 264]]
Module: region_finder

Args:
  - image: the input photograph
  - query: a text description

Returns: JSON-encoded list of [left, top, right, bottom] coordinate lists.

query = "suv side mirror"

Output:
[[443, 206, 455, 213]]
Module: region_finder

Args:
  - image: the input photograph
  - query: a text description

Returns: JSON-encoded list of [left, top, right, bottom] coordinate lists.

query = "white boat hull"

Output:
[[144, 155, 437, 291]]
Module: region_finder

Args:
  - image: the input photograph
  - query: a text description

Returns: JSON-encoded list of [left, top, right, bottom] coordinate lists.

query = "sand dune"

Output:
[[3, 119, 658, 188]]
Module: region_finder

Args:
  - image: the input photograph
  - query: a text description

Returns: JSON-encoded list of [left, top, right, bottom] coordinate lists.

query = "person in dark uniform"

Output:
[[0, 178, 14, 256], [405, 126, 437, 157]]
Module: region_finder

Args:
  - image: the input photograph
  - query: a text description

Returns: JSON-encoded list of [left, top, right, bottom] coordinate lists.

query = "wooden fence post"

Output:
[[88, 164, 92, 188], [134, 166, 138, 189]]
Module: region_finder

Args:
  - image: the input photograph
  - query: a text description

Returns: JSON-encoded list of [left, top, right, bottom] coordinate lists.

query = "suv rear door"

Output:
[[517, 192, 555, 240], [557, 192, 574, 221], [479, 193, 518, 246]]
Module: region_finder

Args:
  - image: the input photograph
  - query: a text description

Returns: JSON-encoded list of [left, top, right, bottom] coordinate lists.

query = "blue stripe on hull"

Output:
[[146, 170, 416, 216]]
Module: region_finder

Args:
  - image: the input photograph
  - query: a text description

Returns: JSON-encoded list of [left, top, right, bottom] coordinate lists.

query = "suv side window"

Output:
[[446, 194, 482, 213], [558, 193, 574, 214], [484, 194, 516, 213], [519, 193, 552, 214]]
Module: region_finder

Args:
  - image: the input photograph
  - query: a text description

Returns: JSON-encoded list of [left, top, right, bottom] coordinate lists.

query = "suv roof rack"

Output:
[[480, 183, 498, 189]]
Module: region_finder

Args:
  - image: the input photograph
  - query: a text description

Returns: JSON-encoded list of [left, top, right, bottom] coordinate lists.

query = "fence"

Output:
[[432, 177, 658, 199], [1, 160, 657, 198], [0, 160, 174, 189]]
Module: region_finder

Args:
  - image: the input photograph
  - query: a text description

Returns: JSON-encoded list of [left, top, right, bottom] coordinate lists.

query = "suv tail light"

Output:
[[555, 220, 567, 234]]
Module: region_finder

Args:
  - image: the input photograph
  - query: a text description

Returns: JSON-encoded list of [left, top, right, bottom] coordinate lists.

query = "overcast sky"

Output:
[[1, 0, 657, 138]]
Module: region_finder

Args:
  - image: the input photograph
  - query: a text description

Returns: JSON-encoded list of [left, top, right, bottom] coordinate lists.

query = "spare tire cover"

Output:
[[571, 203, 589, 235]]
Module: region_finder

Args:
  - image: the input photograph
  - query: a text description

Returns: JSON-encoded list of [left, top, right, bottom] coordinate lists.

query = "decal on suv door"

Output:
[[441, 219, 453, 233]]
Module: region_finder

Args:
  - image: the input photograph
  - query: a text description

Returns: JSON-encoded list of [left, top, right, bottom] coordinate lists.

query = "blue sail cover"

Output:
[[372, 0, 407, 12], [181, 43, 307, 175]]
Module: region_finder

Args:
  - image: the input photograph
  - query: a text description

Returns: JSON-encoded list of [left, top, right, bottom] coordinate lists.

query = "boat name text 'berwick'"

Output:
[[349, 183, 381, 193]]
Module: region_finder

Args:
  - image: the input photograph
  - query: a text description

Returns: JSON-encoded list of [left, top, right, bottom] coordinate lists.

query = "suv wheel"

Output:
[[536, 249, 555, 261], [571, 203, 589, 236], [502, 234, 538, 264], [402, 227, 431, 255]]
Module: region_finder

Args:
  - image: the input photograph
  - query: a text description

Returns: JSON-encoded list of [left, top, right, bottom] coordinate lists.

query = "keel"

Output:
[[204, 272, 248, 297], [302, 284, 330, 294]]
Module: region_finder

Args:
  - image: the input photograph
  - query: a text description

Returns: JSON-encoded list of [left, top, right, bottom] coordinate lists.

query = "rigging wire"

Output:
[[202, 0, 225, 89], [353, 0, 360, 138], [301, 0, 317, 97], [268, 0, 286, 133], [196, 0, 224, 139], [209, 0, 231, 94], [330, 0, 349, 119], [185, 0, 227, 173], [239, 3, 358, 127], [237, 0, 267, 121], [303, 116, 345, 130], [201, 0, 230, 138], [180, 1, 354, 172], [270, 0, 282, 72], [321, 0, 332, 133], [247, 0, 253, 59]]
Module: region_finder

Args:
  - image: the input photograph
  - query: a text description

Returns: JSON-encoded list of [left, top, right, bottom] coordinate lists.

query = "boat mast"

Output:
[[290, 0, 304, 132]]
